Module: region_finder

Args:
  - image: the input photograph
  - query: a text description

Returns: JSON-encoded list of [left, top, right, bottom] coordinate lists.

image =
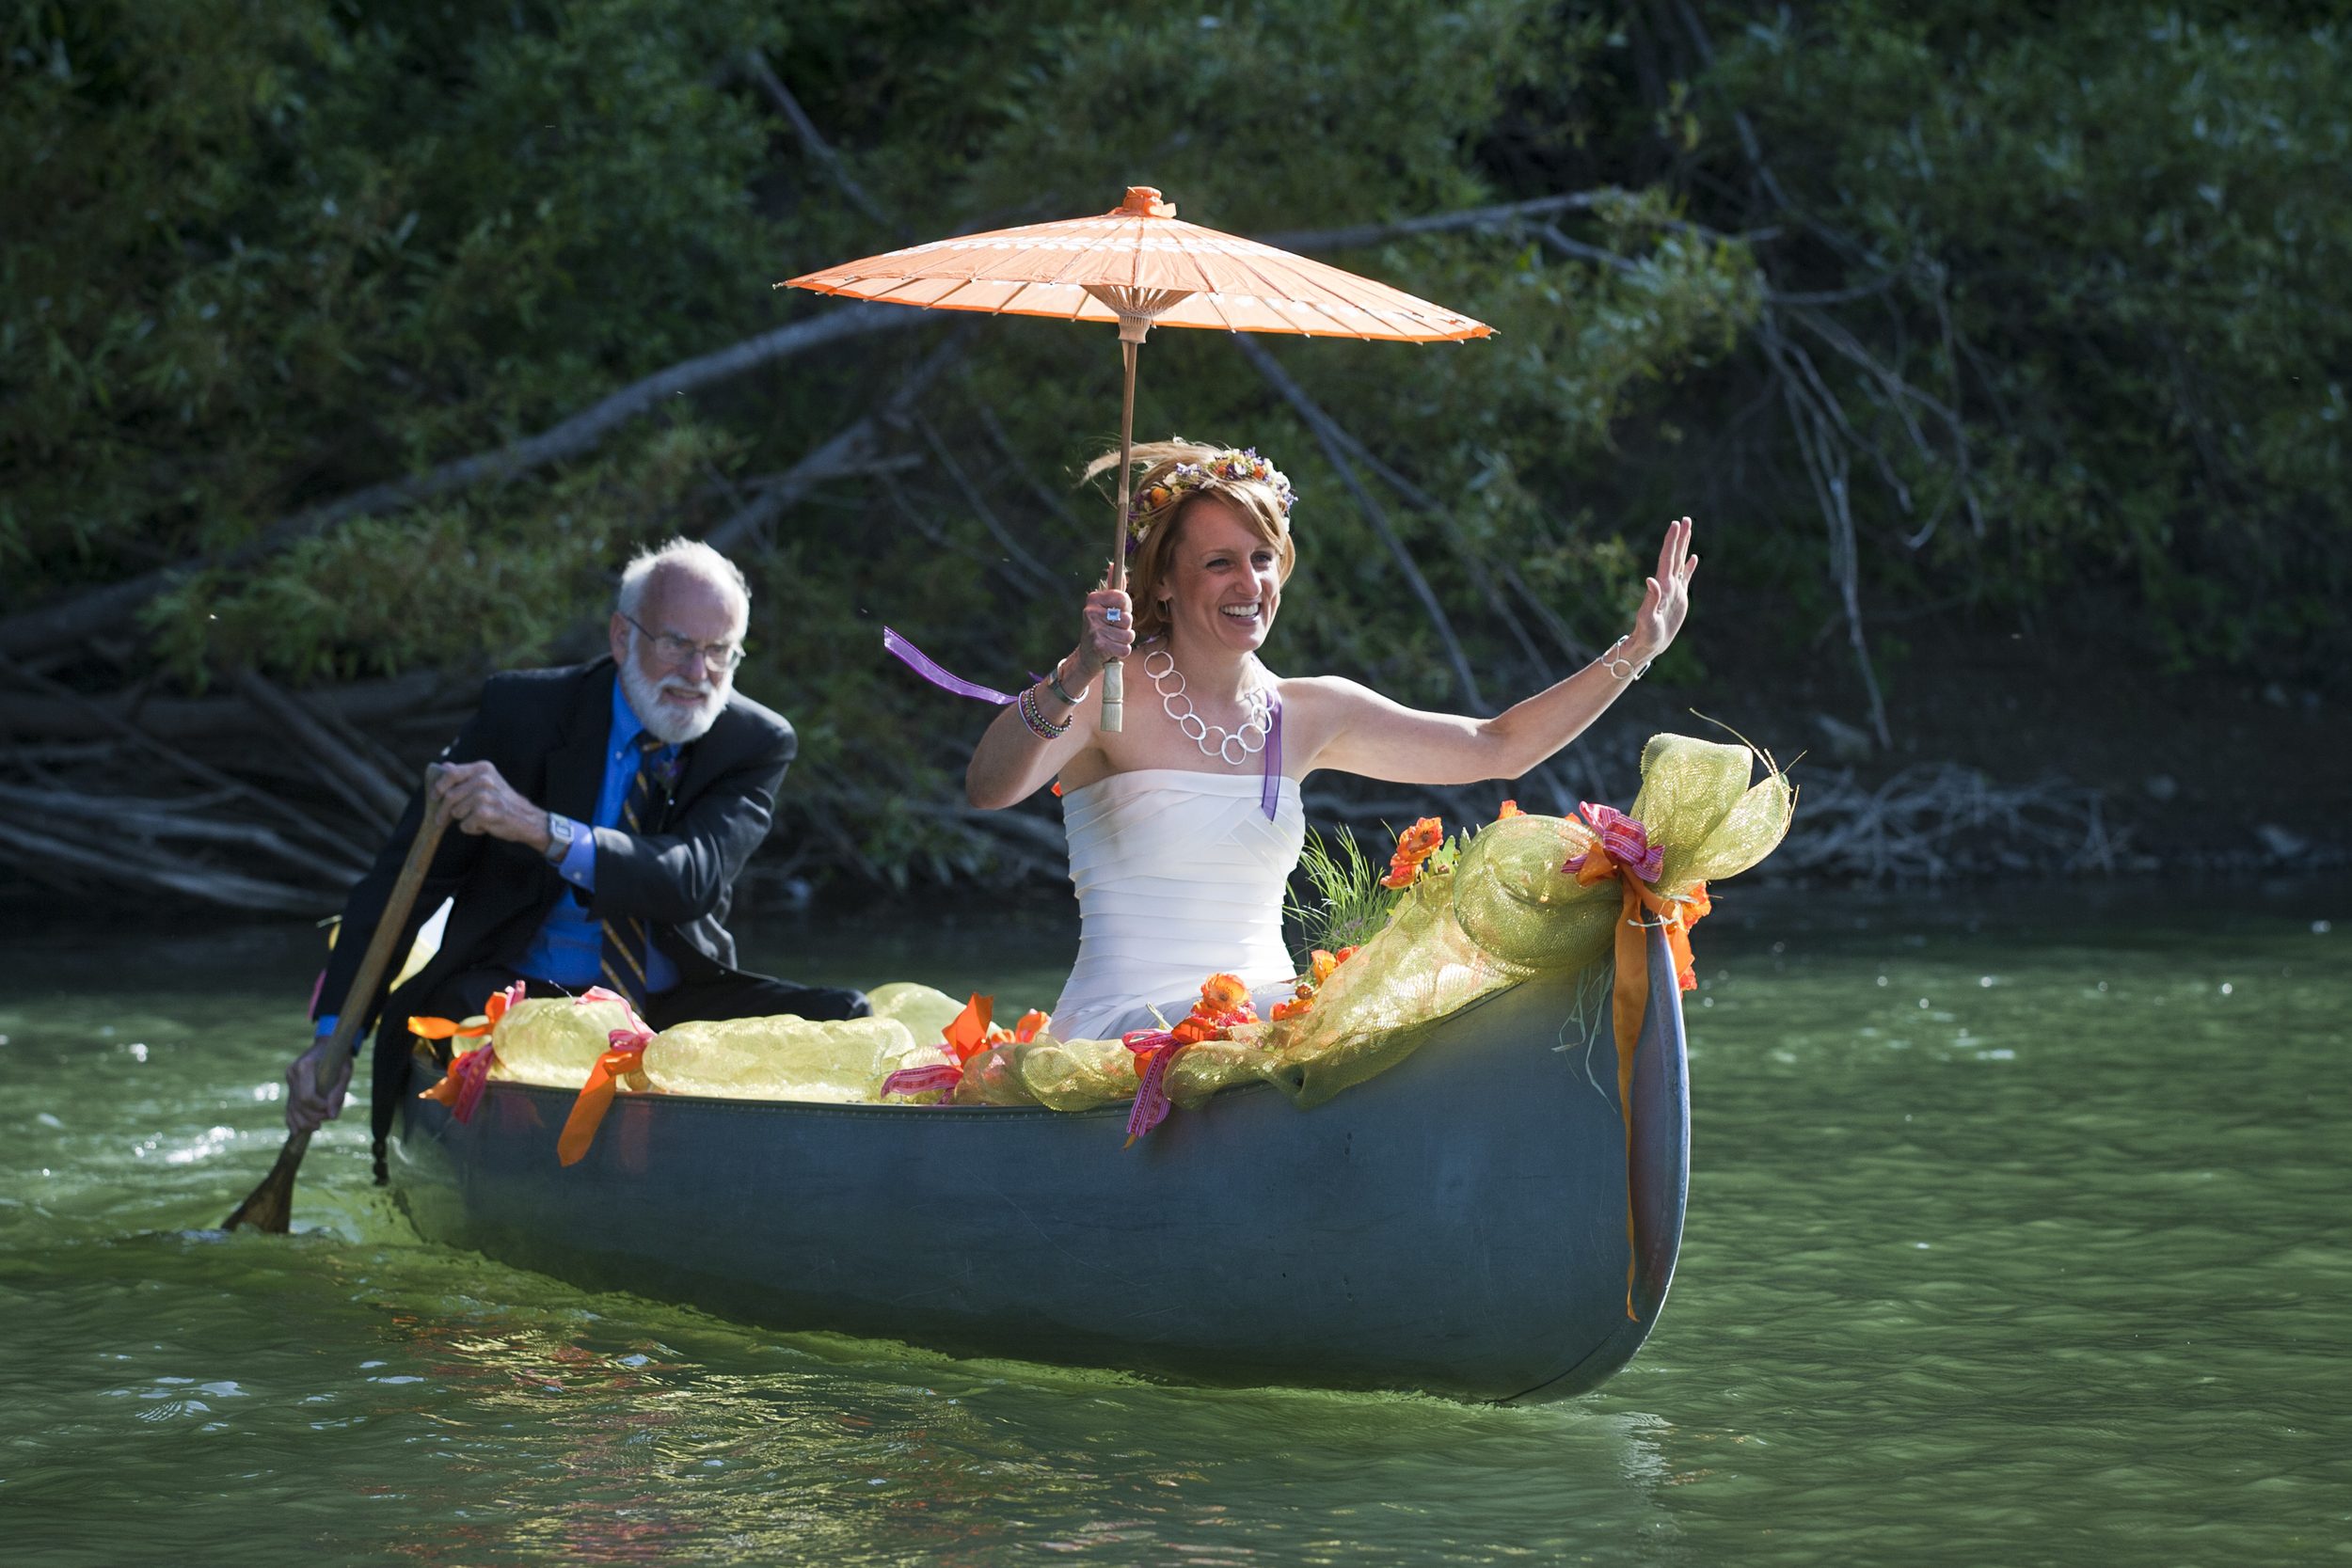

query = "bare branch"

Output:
[[910, 408, 1062, 593], [1258, 187, 1775, 256], [0, 650, 373, 866], [0, 816, 333, 912], [1772, 356, 1893, 747], [742, 48, 894, 230], [701, 331, 971, 553], [1258, 190, 1624, 252], [236, 667, 412, 827], [1538, 224, 1641, 275], [0, 304, 926, 658], [1232, 333, 1488, 713], [972, 400, 1089, 535], [0, 782, 347, 875]]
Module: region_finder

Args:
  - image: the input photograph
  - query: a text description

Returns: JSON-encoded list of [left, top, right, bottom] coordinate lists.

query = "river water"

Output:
[[3, 880, 2345, 1565]]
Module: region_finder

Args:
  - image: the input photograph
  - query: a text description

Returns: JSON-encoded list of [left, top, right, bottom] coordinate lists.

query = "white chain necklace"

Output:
[[1143, 649, 1269, 767]]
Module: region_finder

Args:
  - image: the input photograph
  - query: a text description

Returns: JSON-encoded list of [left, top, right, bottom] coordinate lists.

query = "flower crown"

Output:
[[1125, 448, 1296, 544]]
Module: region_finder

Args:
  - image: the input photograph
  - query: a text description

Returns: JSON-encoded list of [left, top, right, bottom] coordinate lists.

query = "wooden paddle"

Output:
[[224, 764, 450, 1233]]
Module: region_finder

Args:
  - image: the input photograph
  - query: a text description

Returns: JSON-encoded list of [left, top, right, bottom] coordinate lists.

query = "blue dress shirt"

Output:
[[515, 678, 682, 994]]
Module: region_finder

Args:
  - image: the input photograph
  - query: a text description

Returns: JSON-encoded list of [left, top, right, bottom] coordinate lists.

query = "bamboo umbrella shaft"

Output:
[[1103, 337, 1139, 733]]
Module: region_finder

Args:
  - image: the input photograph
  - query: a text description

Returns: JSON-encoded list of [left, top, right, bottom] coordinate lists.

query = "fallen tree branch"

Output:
[[0, 650, 373, 867], [236, 667, 413, 827], [1777, 763, 2118, 880], [0, 782, 348, 877], [0, 816, 334, 912], [0, 303, 927, 658]]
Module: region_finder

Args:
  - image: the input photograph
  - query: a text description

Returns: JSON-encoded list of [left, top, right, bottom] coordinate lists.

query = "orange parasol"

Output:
[[783, 186, 1490, 730]]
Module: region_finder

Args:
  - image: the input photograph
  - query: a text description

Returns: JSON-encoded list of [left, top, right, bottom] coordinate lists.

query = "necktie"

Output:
[[598, 732, 677, 1007]]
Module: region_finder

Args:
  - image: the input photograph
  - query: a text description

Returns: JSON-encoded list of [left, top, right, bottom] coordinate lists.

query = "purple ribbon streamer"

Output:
[[1261, 690, 1282, 822], [882, 627, 1018, 705]]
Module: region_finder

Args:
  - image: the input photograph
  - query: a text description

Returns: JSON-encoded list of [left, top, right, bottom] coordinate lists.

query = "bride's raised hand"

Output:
[[1629, 516, 1697, 660], [1075, 586, 1136, 680]]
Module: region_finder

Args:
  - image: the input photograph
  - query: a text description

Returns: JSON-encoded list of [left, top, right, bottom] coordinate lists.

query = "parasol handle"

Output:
[[1103, 335, 1141, 733]]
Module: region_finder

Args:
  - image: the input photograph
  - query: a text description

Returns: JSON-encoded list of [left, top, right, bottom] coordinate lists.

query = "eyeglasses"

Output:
[[624, 614, 745, 672]]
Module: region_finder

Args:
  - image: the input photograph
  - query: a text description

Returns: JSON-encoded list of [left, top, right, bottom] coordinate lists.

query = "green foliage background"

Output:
[[5, 0, 2344, 885]]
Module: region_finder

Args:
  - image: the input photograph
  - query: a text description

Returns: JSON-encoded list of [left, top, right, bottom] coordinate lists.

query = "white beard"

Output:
[[620, 651, 731, 745]]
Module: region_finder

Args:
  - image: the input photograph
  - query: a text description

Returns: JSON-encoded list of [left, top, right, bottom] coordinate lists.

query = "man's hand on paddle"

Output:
[[433, 760, 552, 852], [285, 1037, 355, 1133], [1074, 587, 1136, 680], [1628, 517, 1698, 663]]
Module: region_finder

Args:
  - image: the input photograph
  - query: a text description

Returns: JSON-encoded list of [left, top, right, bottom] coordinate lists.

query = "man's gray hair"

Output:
[[616, 539, 752, 625]]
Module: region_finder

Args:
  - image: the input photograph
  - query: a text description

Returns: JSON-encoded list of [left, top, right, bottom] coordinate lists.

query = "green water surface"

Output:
[[2, 884, 2345, 1565]]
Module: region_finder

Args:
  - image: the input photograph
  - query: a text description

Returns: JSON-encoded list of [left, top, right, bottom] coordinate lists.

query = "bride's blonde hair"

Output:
[[1082, 438, 1297, 644]]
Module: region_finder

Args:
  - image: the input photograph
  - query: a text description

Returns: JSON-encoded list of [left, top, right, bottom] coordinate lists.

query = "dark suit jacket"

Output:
[[319, 657, 795, 1045]]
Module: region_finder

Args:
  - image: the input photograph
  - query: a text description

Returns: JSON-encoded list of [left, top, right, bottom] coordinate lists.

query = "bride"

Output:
[[966, 441, 1694, 1043]]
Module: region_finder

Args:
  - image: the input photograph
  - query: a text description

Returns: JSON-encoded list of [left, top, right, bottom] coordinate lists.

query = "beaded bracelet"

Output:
[[1017, 683, 1072, 740]]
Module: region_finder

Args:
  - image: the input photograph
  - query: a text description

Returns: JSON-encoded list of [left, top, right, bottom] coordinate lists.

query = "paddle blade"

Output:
[[222, 1130, 311, 1233]]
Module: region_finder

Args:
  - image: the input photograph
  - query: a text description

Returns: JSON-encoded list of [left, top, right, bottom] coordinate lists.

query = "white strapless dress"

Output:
[[1049, 768, 1307, 1042]]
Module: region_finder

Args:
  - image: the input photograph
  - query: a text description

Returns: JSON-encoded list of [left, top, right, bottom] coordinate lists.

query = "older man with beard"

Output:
[[282, 539, 867, 1176]]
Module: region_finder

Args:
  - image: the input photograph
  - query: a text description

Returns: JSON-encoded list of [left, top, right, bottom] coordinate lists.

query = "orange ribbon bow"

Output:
[[556, 988, 653, 1167], [880, 995, 1052, 1101], [1565, 806, 1709, 1318], [417, 982, 527, 1124]]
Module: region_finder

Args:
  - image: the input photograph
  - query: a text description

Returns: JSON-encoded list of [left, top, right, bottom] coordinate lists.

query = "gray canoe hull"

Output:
[[392, 926, 1690, 1402]]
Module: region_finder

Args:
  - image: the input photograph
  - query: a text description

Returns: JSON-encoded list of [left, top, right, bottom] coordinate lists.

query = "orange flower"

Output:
[[1163, 972, 1260, 1044], [1270, 997, 1313, 1022], [1198, 973, 1252, 1014], [1497, 800, 1521, 818], [1381, 816, 1446, 888], [1308, 945, 1359, 986], [1169, 1013, 1224, 1044]]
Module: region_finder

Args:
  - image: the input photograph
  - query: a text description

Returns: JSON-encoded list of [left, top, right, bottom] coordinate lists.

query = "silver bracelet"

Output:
[[1046, 662, 1091, 707], [1600, 636, 1653, 681]]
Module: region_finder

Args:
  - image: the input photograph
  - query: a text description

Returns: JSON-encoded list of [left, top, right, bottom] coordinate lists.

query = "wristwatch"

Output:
[[544, 810, 576, 864]]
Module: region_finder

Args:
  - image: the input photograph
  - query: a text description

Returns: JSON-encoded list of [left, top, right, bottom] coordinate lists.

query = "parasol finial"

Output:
[[1115, 186, 1178, 218]]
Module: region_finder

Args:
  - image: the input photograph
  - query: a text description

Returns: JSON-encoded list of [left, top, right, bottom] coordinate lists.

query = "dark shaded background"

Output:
[[4, 0, 2344, 915]]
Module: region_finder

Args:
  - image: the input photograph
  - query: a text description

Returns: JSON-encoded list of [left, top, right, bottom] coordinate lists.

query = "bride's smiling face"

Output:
[[1156, 498, 1283, 655]]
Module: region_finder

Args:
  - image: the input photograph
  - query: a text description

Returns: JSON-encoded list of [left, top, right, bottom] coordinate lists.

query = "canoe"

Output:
[[391, 924, 1690, 1403]]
